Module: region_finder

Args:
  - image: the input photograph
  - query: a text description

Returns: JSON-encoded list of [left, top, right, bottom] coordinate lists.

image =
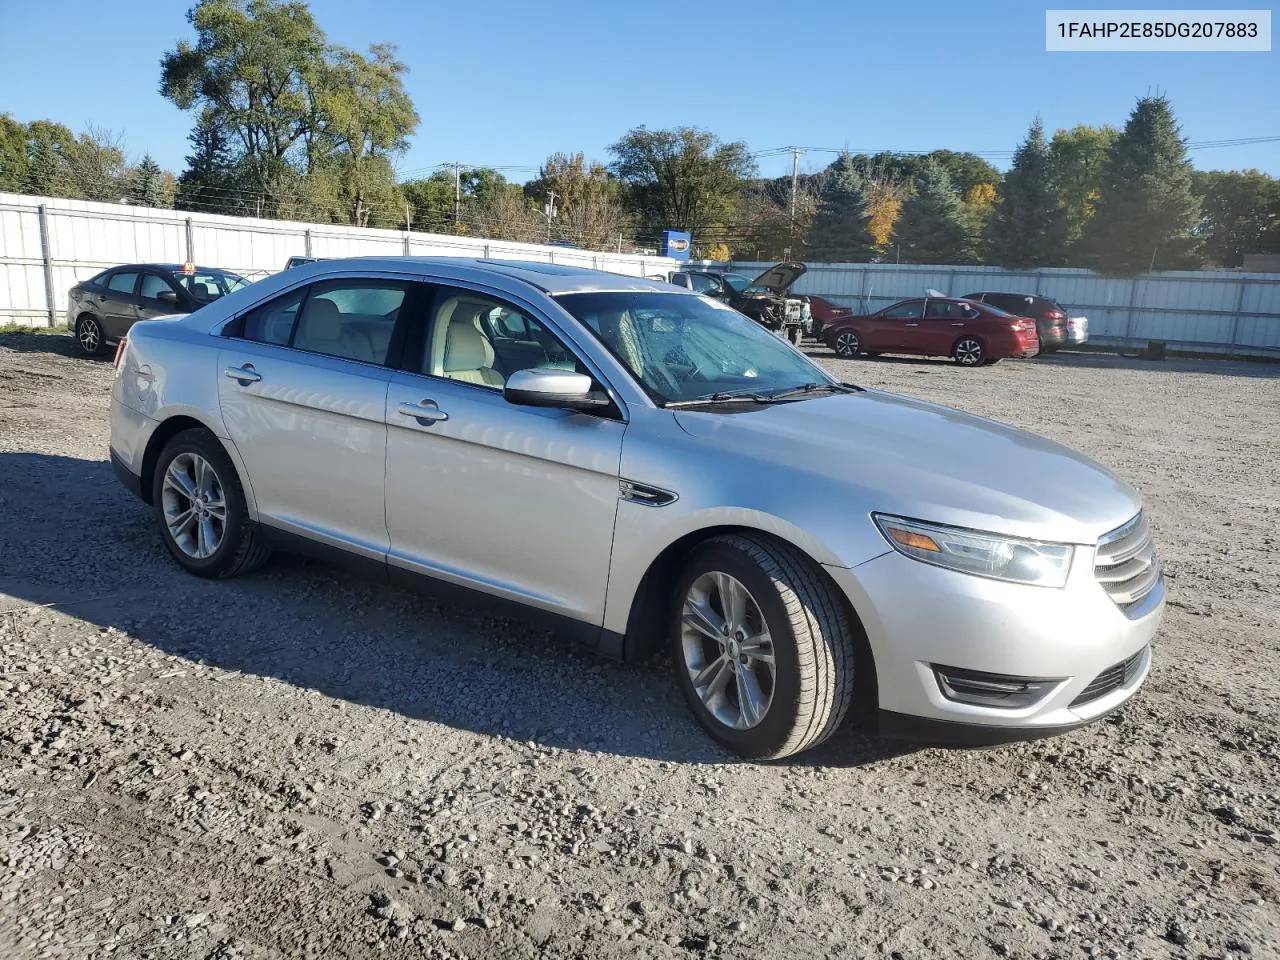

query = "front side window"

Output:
[[172, 270, 248, 303], [139, 273, 179, 301], [687, 274, 722, 295], [882, 299, 925, 320], [557, 291, 834, 406], [423, 288, 590, 390], [107, 271, 138, 295]]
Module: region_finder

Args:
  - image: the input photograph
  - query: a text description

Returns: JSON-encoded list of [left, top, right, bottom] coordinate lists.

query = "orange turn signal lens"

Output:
[[887, 528, 941, 552]]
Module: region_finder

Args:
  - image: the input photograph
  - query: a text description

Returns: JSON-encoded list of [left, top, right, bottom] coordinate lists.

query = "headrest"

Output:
[[443, 317, 491, 372], [306, 298, 342, 340]]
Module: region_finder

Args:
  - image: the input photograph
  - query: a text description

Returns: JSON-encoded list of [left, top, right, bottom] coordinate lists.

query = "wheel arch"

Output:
[[139, 414, 253, 515], [614, 524, 877, 703]]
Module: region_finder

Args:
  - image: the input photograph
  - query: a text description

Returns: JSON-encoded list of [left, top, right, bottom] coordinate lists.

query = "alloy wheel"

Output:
[[954, 338, 984, 365], [161, 452, 227, 559], [835, 331, 860, 357], [680, 571, 776, 730], [78, 318, 101, 354]]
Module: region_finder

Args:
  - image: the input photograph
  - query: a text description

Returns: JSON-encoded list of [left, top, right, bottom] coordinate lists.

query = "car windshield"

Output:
[[556, 291, 835, 406], [170, 270, 248, 303]]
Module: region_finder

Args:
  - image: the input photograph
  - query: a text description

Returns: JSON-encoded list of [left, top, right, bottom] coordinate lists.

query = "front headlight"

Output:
[[872, 514, 1074, 588]]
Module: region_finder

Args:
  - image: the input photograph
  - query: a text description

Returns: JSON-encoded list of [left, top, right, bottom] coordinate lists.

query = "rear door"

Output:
[[100, 270, 141, 340], [918, 299, 976, 355], [217, 276, 421, 558]]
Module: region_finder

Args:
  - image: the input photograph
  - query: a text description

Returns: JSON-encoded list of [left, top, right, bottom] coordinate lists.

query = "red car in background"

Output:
[[821, 296, 1039, 367], [805, 295, 854, 339]]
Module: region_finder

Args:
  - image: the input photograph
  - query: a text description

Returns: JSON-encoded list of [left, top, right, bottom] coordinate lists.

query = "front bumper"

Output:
[[826, 547, 1163, 741]]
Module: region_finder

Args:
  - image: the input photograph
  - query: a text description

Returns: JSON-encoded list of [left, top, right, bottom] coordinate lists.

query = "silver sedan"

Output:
[[108, 258, 1164, 759]]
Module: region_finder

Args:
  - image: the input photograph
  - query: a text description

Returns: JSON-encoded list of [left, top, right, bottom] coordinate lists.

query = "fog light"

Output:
[[932, 665, 1062, 709]]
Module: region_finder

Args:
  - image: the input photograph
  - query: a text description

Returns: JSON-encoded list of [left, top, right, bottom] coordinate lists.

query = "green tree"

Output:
[[986, 119, 1068, 268], [315, 43, 417, 226], [805, 153, 873, 261], [1192, 169, 1280, 266], [129, 154, 171, 208], [175, 110, 247, 215], [923, 150, 1001, 199], [1082, 96, 1200, 273], [608, 126, 755, 239], [161, 0, 329, 214], [0, 114, 30, 192], [23, 120, 77, 196], [892, 159, 975, 263], [60, 125, 128, 202], [401, 171, 457, 232], [1048, 124, 1118, 250], [529, 152, 628, 249]]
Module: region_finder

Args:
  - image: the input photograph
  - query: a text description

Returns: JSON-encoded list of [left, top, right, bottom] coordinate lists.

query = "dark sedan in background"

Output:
[[822, 296, 1039, 366], [67, 263, 248, 356], [962, 292, 1072, 352]]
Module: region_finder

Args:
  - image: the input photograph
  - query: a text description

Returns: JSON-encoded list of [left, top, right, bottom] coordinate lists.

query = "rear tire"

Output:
[[75, 315, 106, 357], [953, 337, 984, 366], [152, 428, 271, 579], [671, 534, 858, 760]]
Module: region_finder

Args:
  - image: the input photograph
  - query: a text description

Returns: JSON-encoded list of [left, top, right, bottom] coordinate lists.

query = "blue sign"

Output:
[[660, 230, 692, 261]]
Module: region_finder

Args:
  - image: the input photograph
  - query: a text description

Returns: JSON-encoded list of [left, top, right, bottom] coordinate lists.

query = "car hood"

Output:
[[673, 390, 1141, 544], [750, 261, 806, 294]]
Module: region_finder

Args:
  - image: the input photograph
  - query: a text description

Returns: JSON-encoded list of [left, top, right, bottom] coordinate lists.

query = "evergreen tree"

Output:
[[130, 155, 169, 207], [893, 159, 975, 263], [805, 154, 873, 261], [986, 119, 1068, 268], [175, 112, 243, 214], [1081, 96, 1200, 273]]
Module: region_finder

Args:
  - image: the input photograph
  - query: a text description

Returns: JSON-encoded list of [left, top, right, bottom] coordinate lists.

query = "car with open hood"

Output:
[[108, 257, 1163, 759], [668, 262, 811, 343]]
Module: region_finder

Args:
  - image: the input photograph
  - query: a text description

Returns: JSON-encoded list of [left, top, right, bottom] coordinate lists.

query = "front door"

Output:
[[217, 277, 417, 559], [865, 299, 925, 352], [384, 285, 625, 627]]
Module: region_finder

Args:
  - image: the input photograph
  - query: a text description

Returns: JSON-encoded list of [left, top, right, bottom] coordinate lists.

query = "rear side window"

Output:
[[107, 272, 138, 295], [239, 288, 305, 346], [292, 280, 407, 365]]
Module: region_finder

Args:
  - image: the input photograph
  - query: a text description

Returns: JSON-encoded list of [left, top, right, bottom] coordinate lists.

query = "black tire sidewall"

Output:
[[669, 540, 808, 758], [151, 429, 251, 578]]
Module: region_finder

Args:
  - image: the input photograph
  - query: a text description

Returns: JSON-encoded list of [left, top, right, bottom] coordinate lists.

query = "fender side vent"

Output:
[[619, 479, 677, 507]]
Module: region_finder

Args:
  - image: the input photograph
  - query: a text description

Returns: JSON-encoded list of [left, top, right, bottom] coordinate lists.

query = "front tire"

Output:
[[833, 330, 861, 358], [953, 337, 985, 366], [75, 315, 105, 356], [152, 428, 270, 579], [787, 326, 803, 346], [671, 535, 858, 759]]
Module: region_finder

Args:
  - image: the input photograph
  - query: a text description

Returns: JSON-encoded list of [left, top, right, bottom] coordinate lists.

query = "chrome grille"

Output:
[[1094, 512, 1161, 616]]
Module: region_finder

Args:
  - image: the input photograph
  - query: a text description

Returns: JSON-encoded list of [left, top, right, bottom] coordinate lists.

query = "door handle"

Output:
[[397, 400, 449, 424], [951, 322, 965, 327], [224, 364, 262, 385], [905, 322, 919, 327]]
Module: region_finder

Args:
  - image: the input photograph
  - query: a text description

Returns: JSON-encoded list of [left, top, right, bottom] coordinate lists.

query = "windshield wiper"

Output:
[[663, 390, 778, 409], [764, 381, 861, 402]]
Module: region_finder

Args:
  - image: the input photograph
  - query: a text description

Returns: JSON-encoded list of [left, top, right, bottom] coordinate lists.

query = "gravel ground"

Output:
[[1, 331, 1277, 960]]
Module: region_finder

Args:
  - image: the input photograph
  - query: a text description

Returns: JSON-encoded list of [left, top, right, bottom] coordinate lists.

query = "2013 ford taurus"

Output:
[[108, 258, 1164, 759]]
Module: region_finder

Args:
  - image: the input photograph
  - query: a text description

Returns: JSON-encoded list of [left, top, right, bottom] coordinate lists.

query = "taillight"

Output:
[[113, 338, 128, 369], [1044, 309, 1065, 320]]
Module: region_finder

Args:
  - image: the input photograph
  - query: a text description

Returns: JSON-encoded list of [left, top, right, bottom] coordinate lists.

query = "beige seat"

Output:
[[293, 298, 374, 362], [442, 315, 504, 387]]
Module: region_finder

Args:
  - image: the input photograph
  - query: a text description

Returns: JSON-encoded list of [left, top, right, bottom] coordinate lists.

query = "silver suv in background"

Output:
[[108, 258, 1163, 758]]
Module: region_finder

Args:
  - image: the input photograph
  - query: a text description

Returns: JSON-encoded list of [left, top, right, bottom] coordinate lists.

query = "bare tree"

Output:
[[60, 125, 128, 202]]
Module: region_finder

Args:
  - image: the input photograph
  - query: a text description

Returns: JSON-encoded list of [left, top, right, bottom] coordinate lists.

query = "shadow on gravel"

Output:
[[0, 331, 93, 360], [0, 450, 913, 769]]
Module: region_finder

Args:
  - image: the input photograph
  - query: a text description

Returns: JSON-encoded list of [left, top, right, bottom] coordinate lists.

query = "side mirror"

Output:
[[503, 368, 610, 411], [157, 290, 179, 305]]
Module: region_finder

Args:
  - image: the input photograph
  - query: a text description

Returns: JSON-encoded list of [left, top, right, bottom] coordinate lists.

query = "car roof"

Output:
[[110, 263, 241, 274], [294, 257, 691, 295]]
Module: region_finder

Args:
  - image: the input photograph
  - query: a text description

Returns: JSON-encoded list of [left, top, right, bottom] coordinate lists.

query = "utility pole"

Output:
[[453, 161, 461, 232], [543, 190, 558, 243], [789, 147, 802, 247]]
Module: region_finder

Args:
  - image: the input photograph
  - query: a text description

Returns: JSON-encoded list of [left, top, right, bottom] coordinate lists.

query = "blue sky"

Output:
[[1, 0, 1276, 179]]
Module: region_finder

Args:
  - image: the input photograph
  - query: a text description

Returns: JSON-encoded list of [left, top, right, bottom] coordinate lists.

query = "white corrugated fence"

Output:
[[0, 192, 677, 328]]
